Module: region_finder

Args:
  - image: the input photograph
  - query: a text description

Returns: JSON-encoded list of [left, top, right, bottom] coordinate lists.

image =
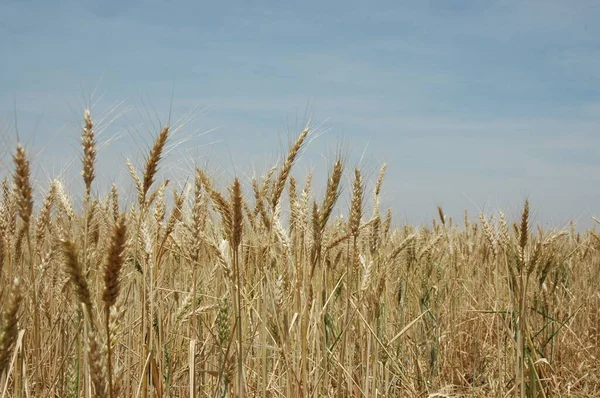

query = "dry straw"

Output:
[[2, 105, 598, 397]]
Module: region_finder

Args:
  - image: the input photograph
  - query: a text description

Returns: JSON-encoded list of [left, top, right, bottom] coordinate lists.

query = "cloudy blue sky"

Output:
[[1, 0, 599, 228]]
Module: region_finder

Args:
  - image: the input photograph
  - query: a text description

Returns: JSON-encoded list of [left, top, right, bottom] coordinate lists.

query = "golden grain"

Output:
[[1, 107, 597, 397]]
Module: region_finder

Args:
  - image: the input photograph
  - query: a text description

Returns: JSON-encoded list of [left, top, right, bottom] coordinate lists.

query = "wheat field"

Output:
[[0, 109, 599, 397]]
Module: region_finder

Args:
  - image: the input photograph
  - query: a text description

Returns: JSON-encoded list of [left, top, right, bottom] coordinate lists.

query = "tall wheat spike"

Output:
[[12, 144, 33, 229], [349, 168, 363, 238], [142, 126, 170, 203], [271, 128, 309, 210], [81, 109, 96, 198], [231, 179, 243, 250], [320, 158, 343, 232], [230, 177, 244, 397]]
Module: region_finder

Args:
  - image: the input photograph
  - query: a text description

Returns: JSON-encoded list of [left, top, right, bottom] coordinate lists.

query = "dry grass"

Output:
[[0, 109, 599, 398]]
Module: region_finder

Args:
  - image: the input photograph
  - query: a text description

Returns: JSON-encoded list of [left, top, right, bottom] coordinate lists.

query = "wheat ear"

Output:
[[200, 170, 233, 241], [349, 168, 363, 238], [271, 128, 309, 210], [102, 213, 127, 309], [142, 126, 170, 202], [320, 158, 343, 232], [0, 278, 21, 375], [517, 200, 530, 272], [88, 331, 108, 398], [81, 109, 96, 198], [12, 144, 33, 229], [61, 240, 94, 326]]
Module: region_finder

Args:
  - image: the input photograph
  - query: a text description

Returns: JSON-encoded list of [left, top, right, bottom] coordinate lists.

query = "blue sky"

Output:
[[1, 0, 599, 228]]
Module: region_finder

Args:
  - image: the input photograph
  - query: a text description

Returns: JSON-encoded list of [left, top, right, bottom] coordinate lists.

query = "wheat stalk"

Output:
[[102, 212, 126, 398]]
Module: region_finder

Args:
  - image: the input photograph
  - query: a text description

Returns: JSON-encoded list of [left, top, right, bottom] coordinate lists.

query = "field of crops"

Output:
[[0, 109, 599, 397]]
